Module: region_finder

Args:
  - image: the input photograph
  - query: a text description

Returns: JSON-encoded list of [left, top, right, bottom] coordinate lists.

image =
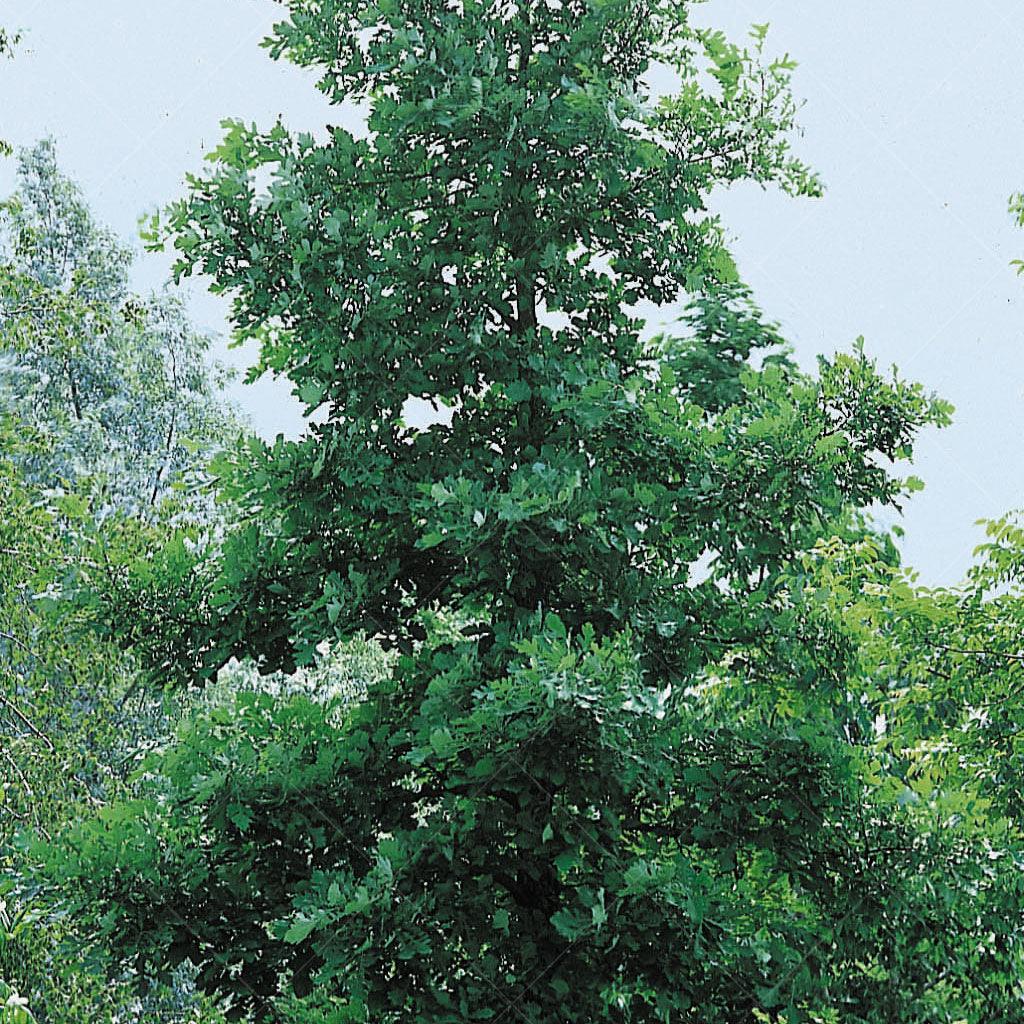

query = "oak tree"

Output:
[[42, 3, 1020, 1022]]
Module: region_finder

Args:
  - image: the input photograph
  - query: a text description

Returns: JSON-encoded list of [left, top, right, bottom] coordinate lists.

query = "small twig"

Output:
[[0, 692, 55, 751], [0, 627, 30, 653], [921, 635, 1024, 664]]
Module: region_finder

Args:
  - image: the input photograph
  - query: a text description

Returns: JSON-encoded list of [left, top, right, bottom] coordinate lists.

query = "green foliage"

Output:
[[0, 980, 34, 1024], [814, 514, 1024, 825], [30, 2, 1023, 1023], [0, 142, 241, 1022], [0, 428, 125, 832], [0, 428, 129, 1020], [0, 424, 238, 1023], [34, 637, 392, 1020], [44, 611, 1024, 1021]]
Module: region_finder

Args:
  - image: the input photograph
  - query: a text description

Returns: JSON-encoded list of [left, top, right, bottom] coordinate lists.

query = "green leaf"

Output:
[[282, 915, 318, 945], [227, 803, 253, 833], [505, 380, 532, 403]]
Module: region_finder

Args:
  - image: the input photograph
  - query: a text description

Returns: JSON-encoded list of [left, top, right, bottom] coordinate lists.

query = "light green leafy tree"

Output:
[[0, 426, 139, 1020], [0, 142, 240, 1022], [39, 2, 1021, 1022], [0, 418, 241, 1023]]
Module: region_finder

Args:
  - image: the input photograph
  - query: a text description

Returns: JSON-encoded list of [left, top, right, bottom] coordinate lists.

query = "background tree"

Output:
[[0, 28, 19, 158], [0, 143, 244, 1022], [38, 2, 1022, 1022], [0, 141, 244, 515], [0, 422, 237, 1024]]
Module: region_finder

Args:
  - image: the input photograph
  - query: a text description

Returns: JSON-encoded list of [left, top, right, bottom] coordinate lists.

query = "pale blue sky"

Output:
[[3, 1, 1023, 584]]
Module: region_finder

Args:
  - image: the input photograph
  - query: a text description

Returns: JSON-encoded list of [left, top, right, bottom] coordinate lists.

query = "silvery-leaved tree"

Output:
[[43, 2, 1022, 1021], [0, 28, 18, 158], [0, 141, 243, 516], [0, 144, 240, 1023]]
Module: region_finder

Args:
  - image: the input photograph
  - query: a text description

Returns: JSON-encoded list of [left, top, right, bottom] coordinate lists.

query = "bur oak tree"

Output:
[[41, 2, 1022, 1022]]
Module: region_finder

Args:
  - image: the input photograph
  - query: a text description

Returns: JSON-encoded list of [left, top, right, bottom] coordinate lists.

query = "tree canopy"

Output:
[[0, 147, 243, 1024], [33, 2, 1024, 1023], [0, 141, 244, 514], [3, 3, 1024, 1024]]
